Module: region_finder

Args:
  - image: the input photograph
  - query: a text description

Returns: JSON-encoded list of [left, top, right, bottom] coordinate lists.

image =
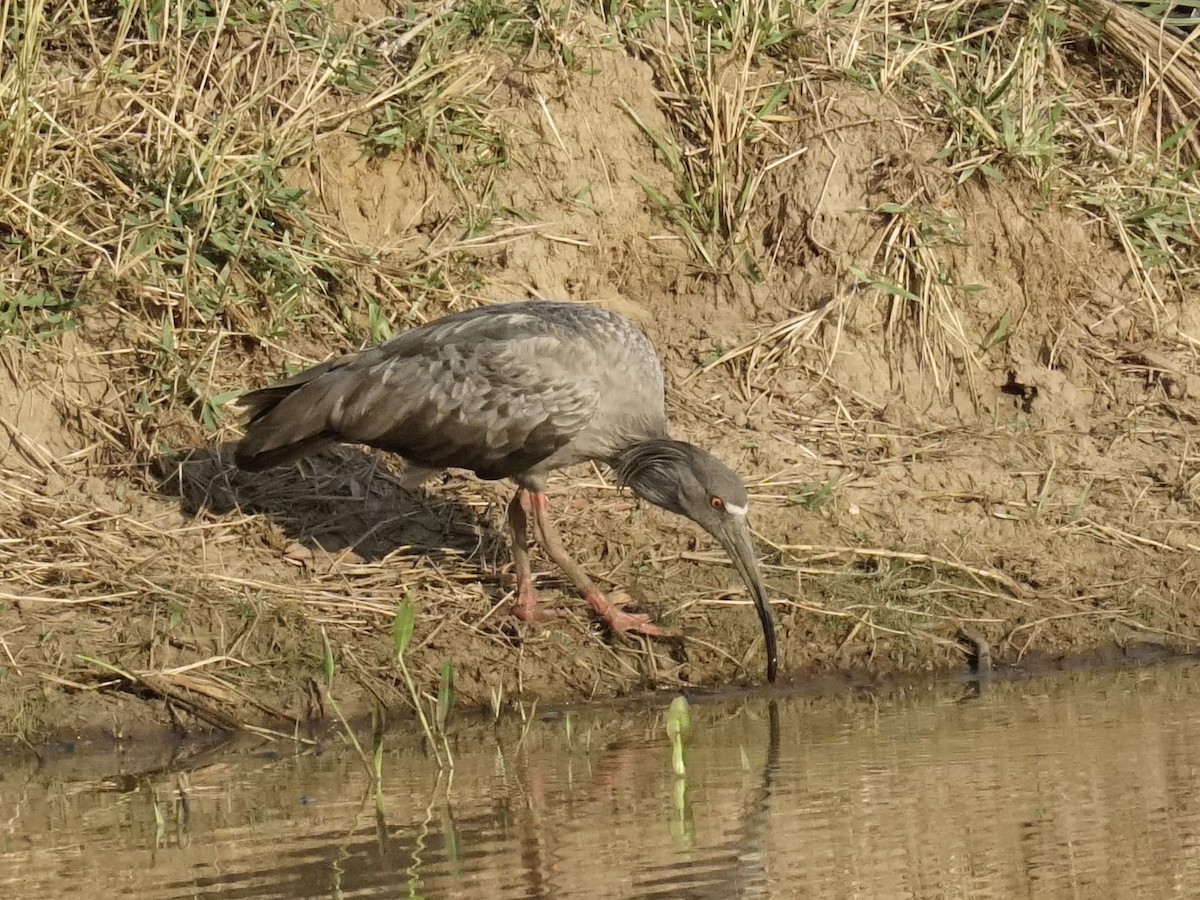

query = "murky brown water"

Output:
[[5, 663, 1200, 898]]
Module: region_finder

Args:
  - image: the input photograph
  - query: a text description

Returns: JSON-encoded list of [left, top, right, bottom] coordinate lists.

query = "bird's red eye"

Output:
[[709, 495, 725, 511]]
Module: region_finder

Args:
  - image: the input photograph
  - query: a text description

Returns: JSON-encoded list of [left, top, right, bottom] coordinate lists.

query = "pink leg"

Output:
[[507, 488, 557, 623], [526, 490, 677, 638]]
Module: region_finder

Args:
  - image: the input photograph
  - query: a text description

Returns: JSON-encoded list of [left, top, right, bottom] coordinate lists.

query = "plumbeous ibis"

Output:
[[233, 301, 778, 682]]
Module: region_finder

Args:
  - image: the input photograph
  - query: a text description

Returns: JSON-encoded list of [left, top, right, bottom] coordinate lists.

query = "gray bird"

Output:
[[233, 300, 778, 682]]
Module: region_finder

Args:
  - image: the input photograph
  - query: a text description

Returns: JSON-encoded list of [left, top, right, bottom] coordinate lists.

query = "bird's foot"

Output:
[[586, 590, 679, 638], [510, 584, 560, 625]]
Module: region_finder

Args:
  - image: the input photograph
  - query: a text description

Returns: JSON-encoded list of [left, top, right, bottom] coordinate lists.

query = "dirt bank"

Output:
[[1, 1, 1197, 744]]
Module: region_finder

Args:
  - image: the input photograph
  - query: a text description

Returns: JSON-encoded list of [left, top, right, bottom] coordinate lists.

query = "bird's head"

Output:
[[615, 439, 778, 683]]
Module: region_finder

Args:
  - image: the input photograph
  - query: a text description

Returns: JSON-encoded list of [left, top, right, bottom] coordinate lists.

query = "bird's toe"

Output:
[[601, 599, 680, 639], [614, 615, 680, 638], [510, 590, 561, 625]]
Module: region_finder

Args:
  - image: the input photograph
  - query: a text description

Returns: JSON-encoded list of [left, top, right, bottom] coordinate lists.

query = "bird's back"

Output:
[[234, 301, 668, 479]]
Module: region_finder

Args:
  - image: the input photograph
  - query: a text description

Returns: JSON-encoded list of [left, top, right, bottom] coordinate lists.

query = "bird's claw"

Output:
[[605, 610, 679, 638], [511, 603, 562, 625], [510, 585, 562, 625], [590, 590, 680, 639]]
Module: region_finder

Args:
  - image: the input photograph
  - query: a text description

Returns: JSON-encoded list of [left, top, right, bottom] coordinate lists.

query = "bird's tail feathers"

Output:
[[232, 358, 352, 472], [227, 384, 298, 426], [234, 432, 335, 472]]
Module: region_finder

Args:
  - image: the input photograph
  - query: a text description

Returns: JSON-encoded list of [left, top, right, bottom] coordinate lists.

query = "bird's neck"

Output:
[[611, 438, 691, 514]]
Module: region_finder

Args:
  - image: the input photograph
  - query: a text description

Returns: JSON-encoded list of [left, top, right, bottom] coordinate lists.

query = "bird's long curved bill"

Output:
[[717, 519, 778, 683]]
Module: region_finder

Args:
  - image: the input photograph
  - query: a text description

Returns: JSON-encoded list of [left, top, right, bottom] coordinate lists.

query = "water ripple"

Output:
[[6, 665, 1200, 898]]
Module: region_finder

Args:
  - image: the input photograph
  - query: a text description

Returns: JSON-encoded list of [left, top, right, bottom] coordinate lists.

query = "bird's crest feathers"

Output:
[[613, 439, 693, 491]]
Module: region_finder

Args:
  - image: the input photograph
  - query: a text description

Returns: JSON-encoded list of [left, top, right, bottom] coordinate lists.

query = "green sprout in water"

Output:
[[665, 695, 695, 850], [666, 694, 692, 777]]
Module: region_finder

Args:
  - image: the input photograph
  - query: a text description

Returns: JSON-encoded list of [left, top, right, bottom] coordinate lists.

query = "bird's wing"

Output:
[[354, 334, 602, 477], [239, 323, 603, 478]]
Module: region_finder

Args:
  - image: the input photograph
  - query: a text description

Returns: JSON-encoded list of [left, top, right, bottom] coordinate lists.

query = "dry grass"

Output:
[[1, 0, 1199, 739], [0, 0, 520, 462], [4, 0, 1196, 421], [667, 0, 1200, 379]]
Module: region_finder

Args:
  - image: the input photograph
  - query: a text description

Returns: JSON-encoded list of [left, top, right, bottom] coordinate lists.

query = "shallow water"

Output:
[[5, 663, 1200, 898]]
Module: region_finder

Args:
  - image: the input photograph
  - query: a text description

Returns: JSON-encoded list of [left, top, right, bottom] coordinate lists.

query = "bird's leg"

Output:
[[506, 488, 554, 623], [526, 490, 677, 638]]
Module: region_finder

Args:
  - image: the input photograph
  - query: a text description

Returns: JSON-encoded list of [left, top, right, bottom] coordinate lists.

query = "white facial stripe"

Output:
[[725, 502, 748, 517]]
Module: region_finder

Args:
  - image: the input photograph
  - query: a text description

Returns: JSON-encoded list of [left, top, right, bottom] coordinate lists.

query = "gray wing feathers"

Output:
[[352, 343, 600, 477], [234, 315, 605, 478]]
